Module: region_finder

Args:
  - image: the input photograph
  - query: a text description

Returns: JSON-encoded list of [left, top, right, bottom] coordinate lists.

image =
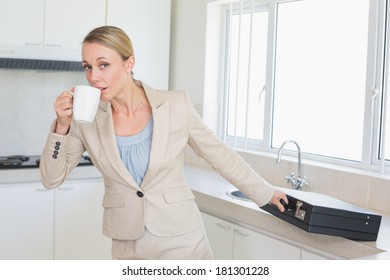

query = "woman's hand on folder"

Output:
[[270, 190, 289, 212]]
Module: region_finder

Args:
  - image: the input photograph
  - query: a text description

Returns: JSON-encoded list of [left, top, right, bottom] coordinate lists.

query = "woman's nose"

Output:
[[89, 69, 101, 83]]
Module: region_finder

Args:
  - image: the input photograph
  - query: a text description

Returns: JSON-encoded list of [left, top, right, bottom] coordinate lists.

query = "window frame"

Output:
[[218, 0, 390, 174], [221, 1, 270, 151]]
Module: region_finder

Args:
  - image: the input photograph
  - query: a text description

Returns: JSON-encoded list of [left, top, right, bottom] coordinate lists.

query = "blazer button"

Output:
[[136, 191, 144, 198]]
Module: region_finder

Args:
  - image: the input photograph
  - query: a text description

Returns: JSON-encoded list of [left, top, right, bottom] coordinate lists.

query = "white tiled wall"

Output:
[[0, 69, 86, 156]]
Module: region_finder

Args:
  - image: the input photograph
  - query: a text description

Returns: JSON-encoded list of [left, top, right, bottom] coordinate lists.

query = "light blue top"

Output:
[[116, 118, 153, 186]]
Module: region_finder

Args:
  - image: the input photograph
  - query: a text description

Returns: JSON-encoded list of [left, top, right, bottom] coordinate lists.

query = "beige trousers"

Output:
[[111, 227, 214, 260]]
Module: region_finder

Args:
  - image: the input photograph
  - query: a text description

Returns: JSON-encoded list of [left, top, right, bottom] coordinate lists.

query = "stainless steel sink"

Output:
[[226, 189, 251, 202]]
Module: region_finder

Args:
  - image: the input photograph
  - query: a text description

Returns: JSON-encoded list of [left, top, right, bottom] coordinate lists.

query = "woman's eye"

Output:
[[100, 63, 109, 69], [82, 65, 92, 71]]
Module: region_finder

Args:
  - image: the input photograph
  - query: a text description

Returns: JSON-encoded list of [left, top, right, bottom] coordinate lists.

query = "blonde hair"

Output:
[[83, 26, 134, 61]]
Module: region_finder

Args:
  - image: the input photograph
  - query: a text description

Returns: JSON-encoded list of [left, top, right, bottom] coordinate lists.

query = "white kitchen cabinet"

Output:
[[54, 180, 111, 260], [232, 224, 301, 260], [0, 0, 105, 61], [201, 211, 234, 259], [106, 0, 171, 89], [1, 0, 170, 65], [0, 183, 54, 260], [44, 0, 106, 51], [0, 179, 110, 260], [0, 0, 45, 47], [201, 212, 301, 260]]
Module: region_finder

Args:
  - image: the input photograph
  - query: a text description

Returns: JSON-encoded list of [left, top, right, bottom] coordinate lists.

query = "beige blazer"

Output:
[[40, 83, 275, 240]]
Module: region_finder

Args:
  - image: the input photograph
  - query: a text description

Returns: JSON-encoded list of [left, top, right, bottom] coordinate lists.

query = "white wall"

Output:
[[169, 0, 224, 132], [169, 0, 208, 111]]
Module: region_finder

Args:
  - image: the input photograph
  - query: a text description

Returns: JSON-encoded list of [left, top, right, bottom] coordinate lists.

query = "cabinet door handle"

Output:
[[46, 43, 62, 48], [58, 187, 74, 191], [216, 223, 231, 230], [35, 188, 51, 192], [234, 229, 249, 237], [25, 42, 42, 46]]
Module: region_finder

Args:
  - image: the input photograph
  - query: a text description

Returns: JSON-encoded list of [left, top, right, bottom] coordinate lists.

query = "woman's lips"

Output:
[[97, 87, 107, 94]]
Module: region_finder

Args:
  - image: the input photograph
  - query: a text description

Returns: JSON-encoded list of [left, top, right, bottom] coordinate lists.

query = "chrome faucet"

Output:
[[276, 140, 308, 190]]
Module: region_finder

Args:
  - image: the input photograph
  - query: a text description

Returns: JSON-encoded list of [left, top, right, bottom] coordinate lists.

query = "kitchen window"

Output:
[[216, 0, 390, 173], [223, 1, 268, 150]]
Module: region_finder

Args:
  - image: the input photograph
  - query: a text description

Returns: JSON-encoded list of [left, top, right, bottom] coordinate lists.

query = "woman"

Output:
[[40, 26, 288, 260]]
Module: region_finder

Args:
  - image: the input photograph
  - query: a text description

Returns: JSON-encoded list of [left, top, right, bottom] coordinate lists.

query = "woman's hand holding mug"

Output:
[[54, 89, 74, 135], [54, 85, 100, 135]]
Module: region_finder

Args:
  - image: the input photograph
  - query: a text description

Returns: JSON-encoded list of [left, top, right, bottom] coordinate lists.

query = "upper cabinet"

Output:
[[44, 0, 106, 51], [0, 0, 171, 88], [0, 0, 45, 47], [107, 0, 171, 89], [0, 0, 105, 61]]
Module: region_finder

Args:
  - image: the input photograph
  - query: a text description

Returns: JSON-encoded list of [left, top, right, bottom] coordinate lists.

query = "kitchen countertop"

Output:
[[183, 164, 390, 260], [2, 163, 389, 259]]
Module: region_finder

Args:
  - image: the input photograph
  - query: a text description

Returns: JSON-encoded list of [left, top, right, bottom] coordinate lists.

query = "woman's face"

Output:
[[81, 42, 134, 101]]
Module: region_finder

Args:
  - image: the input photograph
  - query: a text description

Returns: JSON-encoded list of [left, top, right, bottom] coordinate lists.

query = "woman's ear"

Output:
[[125, 56, 135, 73]]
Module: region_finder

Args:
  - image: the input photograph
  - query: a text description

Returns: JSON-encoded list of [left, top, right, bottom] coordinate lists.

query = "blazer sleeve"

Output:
[[39, 120, 85, 188], [184, 93, 275, 207]]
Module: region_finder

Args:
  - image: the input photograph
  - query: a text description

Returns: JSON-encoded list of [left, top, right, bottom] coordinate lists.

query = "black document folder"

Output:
[[260, 190, 382, 241]]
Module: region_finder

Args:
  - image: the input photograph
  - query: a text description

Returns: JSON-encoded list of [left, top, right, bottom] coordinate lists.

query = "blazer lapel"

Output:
[[96, 101, 140, 188], [141, 85, 170, 188]]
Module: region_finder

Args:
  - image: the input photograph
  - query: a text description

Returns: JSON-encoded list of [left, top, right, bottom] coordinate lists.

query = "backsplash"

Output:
[[185, 147, 390, 214], [0, 69, 86, 156]]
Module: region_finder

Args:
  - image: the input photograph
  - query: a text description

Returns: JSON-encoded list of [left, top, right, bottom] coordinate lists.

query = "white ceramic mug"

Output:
[[72, 85, 100, 123]]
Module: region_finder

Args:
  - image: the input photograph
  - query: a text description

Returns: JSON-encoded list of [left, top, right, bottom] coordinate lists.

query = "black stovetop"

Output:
[[0, 155, 93, 169]]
